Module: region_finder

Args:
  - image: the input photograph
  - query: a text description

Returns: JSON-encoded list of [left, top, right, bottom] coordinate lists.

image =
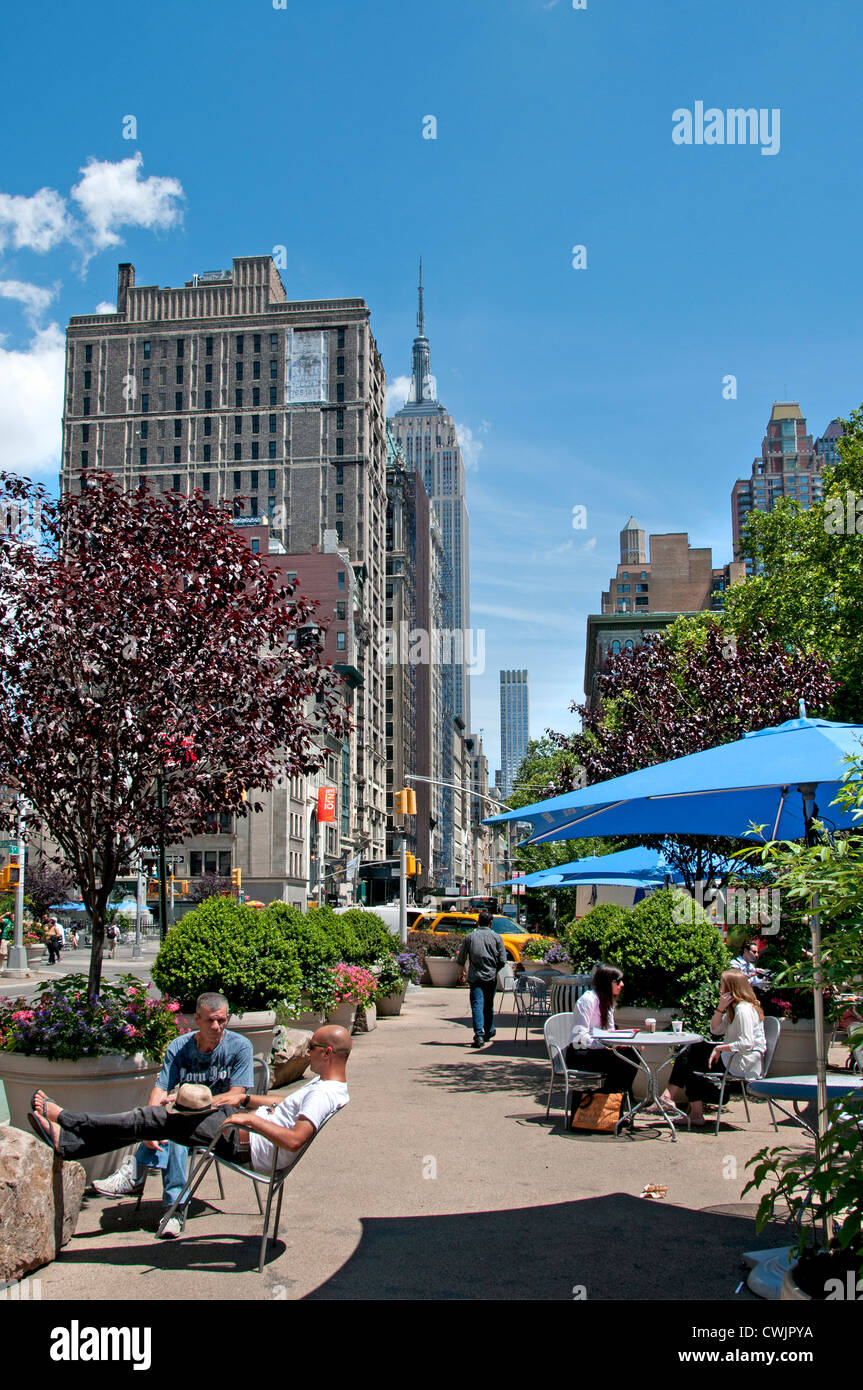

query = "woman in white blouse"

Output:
[[660, 970, 767, 1125], [565, 964, 640, 1095]]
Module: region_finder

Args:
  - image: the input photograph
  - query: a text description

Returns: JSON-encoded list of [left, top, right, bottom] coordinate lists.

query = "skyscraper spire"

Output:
[[408, 258, 434, 404]]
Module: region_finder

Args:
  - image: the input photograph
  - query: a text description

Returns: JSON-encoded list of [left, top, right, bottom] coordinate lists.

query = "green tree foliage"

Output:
[[725, 404, 863, 720]]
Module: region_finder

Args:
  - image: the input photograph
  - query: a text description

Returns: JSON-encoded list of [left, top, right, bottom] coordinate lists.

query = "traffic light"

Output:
[[231, 867, 242, 890], [394, 787, 417, 815], [2, 861, 21, 890], [179, 880, 189, 896], [147, 879, 159, 895], [405, 852, 416, 877], [415, 860, 422, 878]]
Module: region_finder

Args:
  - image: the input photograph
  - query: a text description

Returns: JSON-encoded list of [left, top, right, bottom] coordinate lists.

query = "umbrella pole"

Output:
[[809, 892, 832, 1244]]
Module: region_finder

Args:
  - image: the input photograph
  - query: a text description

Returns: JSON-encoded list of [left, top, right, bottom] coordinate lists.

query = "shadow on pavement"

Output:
[[412, 1056, 550, 1097], [303, 1193, 787, 1301]]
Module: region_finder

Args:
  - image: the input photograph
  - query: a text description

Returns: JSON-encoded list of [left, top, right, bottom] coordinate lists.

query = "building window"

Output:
[[270, 333, 278, 350], [337, 328, 345, 349], [269, 387, 277, 405], [235, 390, 243, 408], [249, 471, 258, 490], [141, 393, 149, 412], [176, 365, 183, 384], [205, 363, 213, 383], [234, 443, 242, 461], [251, 441, 259, 460], [176, 339, 185, 358], [336, 601, 346, 620], [335, 493, 343, 513], [269, 359, 278, 379], [83, 370, 91, 389], [202, 444, 211, 462], [172, 473, 181, 489], [175, 392, 182, 410], [143, 340, 151, 359], [235, 362, 243, 381], [205, 336, 213, 356], [82, 397, 91, 415], [139, 448, 147, 466], [611, 640, 621, 655], [265, 440, 274, 459], [335, 465, 343, 484], [336, 410, 344, 429], [337, 632, 346, 650], [251, 538, 259, 554], [173, 448, 181, 464], [268, 495, 276, 517], [139, 421, 147, 440], [337, 571, 345, 590], [253, 360, 260, 379], [268, 469, 276, 490], [251, 415, 259, 433], [253, 334, 261, 354], [234, 472, 242, 490], [174, 419, 182, 437], [269, 414, 276, 433], [142, 367, 150, 387], [234, 416, 242, 434], [249, 495, 258, 515], [236, 335, 244, 353], [204, 390, 212, 409], [252, 387, 261, 406], [336, 356, 344, 375], [203, 417, 212, 437], [335, 522, 343, 541], [336, 437, 344, 456]]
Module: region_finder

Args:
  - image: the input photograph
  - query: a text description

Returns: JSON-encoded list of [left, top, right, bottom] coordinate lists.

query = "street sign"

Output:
[[0, 840, 19, 851]]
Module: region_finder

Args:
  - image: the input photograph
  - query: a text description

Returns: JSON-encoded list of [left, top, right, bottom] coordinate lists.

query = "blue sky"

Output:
[[2, 0, 862, 776]]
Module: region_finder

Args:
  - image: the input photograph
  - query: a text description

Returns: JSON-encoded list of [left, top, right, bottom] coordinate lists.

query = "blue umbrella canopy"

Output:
[[484, 717, 863, 845], [494, 846, 686, 889]]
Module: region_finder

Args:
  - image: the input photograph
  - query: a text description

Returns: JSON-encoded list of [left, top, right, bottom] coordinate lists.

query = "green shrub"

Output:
[[333, 909, 400, 966], [152, 896, 302, 1013], [563, 890, 728, 1027]]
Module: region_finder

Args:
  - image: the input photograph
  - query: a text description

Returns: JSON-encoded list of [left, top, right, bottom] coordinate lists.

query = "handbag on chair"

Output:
[[570, 1090, 623, 1133]]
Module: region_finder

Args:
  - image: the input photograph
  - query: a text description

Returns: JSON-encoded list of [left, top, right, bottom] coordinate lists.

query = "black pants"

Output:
[[47, 941, 61, 964], [565, 1044, 640, 1096], [54, 1103, 247, 1164], [668, 1041, 726, 1104]]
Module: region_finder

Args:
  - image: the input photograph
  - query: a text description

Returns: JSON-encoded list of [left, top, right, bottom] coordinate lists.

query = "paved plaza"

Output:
[[13, 986, 811, 1303]]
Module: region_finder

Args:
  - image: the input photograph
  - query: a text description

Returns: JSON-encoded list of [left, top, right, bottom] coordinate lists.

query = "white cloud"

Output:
[[95, 301, 116, 314], [386, 374, 411, 414], [456, 418, 490, 471], [0, 187, 71, 253], [583, 535, 597, 552], [471, 601, 574, 630], [0, 279, 58, 324], [71, 153, 184, 251], [0, 324, 64, 481]]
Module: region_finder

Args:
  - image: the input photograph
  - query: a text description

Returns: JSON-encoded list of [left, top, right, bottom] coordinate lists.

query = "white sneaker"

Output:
[[92, 1158, 145, 1198], [158, 1214, 185, 1239]]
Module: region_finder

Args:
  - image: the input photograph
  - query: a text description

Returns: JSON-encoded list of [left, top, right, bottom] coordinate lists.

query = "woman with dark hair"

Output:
[[565, 964, 640, 1096], [659, 970, 766, 1125]]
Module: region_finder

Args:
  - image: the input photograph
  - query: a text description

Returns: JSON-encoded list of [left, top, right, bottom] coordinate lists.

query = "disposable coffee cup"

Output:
[[644, 1018, 656, 1032], [672, 1020, 683, 1034]]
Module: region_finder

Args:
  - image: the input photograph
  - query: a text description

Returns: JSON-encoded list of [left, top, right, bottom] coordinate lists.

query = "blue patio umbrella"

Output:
[[50, 901, 88, 912], [484, 716, 863, 846], [493, 846, 686, 889], [484, 711, 863, 1143]]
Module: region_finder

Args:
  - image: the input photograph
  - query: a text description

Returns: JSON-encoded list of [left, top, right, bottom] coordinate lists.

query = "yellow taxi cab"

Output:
[[410, 911, 543, 964]]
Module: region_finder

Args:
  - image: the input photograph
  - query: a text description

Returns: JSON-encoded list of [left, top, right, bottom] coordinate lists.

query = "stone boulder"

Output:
[[270, 1026, 312, 1088], [0, 1124, 86, 1281]]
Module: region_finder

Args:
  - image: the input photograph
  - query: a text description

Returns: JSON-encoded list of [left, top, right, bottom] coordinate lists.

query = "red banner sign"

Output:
[[317, 787, 337, 822]]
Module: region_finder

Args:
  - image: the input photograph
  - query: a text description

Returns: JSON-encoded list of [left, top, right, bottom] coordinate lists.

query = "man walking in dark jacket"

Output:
[[457, 911, 507, 1048]]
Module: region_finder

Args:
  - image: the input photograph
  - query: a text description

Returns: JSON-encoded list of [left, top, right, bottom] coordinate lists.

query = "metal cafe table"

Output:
[[747, 1072, 863, 1139], [592, 1028, 702, 1141]]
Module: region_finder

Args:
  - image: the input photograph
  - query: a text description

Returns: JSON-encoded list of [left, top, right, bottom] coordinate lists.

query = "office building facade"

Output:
[[500, 669, 529, 800], [731, 402, 826, 560]]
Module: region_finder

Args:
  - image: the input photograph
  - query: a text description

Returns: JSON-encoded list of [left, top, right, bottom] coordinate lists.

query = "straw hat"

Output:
[[164, 1083, 216, 1115]]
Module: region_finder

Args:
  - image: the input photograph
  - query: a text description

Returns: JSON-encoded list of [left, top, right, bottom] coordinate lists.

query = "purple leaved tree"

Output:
[[0, 473, 347, 997]]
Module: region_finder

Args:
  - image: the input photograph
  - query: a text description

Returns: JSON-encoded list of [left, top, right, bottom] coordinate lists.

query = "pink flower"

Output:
[[167, 1001, 181, 1012]]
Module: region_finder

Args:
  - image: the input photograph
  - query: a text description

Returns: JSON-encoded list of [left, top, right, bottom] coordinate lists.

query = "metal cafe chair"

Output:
[[512, 974, 551, 1044], [694, 1016, 781, 1135]]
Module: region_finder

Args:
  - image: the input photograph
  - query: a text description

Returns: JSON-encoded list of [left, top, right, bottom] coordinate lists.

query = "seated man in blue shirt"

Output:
[[92, 991, 254, 1237]]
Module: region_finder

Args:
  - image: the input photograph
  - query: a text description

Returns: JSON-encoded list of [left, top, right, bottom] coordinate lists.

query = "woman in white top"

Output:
[[661, 970, 767, 1125], [565, 964, 640, 1095]]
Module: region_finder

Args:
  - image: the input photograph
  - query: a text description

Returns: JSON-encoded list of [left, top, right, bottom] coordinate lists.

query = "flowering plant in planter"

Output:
[[520, 936, 556, 961], [0, 973, 180, 1062], [375, 952, 422, 999], [318, 963, 378, 1013]]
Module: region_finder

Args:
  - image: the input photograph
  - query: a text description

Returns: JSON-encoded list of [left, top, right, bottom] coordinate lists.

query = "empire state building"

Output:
[[391, 265, 471, 731]]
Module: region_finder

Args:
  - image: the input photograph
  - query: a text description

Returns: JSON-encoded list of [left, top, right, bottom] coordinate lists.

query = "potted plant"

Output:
[[321, 963, 379, 1031], [744, 1094, 863, 1300], [0, 973, 180, 1181], [424, 939, 464, 988], [152, 895, 302, 1056], [375, 951, 422, 1016]]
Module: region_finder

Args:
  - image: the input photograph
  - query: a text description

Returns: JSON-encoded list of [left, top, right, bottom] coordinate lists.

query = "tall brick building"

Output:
[[61, 256, 389, 894], [731, 402, 827, 562]]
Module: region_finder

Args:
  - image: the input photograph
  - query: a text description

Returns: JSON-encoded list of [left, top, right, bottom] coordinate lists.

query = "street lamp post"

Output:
[[5, 796, 29, 977]]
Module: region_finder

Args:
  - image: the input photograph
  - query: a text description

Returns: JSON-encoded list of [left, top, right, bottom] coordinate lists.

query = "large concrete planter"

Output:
[[425, 957, 462, 987], [0, 1051, 161, 1182], [769, 1018, 831, 1078], [376, 987, 407, 1017], [227, 1009, 277, 1059], [326, 1001, 357, 1031]]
